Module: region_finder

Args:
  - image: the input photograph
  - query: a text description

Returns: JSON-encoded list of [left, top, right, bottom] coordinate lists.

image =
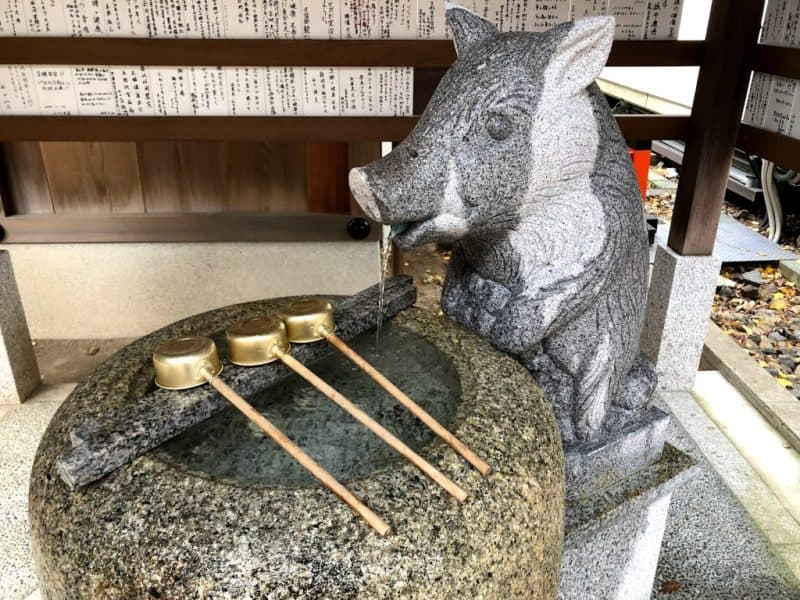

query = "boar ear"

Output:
[[445, 2, 498, 56], [546, 17, 614, 96]]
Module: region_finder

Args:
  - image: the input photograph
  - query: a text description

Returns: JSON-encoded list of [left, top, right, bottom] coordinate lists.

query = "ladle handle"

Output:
[[275, 352, 468, 502], [325, 332, 491, 476], [204, 374, 391, 537]]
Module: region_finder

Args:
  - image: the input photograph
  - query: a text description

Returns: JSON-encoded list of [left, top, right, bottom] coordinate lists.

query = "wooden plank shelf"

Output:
[[0, 114, 688, 142], [737, 123, 800, 172], [0, 213, 380, 244], [752, 44, 800, 80], [0, 38, 705, 68]]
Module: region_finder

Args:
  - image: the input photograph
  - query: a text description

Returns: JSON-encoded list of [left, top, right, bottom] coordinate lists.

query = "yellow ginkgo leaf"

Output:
[[776, 377, 793, 389], [770, 292, 787, 309]]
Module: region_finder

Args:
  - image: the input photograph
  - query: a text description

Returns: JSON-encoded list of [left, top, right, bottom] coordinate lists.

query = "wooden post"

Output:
[[666, 0, 766, 256]]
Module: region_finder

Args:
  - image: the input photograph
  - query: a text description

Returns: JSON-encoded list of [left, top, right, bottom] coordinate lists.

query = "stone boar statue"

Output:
[[349, 4, 656, 446]]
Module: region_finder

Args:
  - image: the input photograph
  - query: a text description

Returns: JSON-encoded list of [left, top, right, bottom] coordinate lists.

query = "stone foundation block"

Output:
[[641, 243, 721, 391], [558, 444, 697, 599]]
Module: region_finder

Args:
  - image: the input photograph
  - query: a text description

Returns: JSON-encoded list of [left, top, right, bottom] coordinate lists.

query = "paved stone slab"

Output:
[[655, 391, 800, 596], [0, 385, 73, 600]]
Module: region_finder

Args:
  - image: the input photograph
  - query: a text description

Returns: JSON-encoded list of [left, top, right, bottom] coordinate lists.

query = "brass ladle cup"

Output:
[[153, 335, 390, 537], [278, 298, 491, 476], [226, 315, 467, 502]]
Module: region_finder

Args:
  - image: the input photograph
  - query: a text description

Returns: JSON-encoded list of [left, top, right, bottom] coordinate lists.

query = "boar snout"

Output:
[[348, 167, 383, 222]]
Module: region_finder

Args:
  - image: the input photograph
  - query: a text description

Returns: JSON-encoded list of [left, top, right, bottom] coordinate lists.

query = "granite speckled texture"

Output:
[[0, 250, 40, 404], [559, 444, 697, 599], [349, 6, 656, 448], [641, 244, 722, 391], [57, 276, 416, 489], [29, 307, 564, 599], [564, 406, 670, 501]]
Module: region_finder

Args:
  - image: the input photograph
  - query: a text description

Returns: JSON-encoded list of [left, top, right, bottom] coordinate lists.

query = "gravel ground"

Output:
[[712, 265, 800, 399]]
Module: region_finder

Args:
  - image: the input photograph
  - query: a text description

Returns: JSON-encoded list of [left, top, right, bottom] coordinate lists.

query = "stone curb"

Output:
[[779, 259, 800, 286], [702, 321, 800, 453]]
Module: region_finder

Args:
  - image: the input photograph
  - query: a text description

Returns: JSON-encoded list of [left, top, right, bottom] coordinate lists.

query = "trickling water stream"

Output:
[[375, 236, 393, 350]]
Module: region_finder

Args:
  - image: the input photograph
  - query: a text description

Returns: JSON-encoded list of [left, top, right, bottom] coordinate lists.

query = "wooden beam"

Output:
[[0, 116, 419, 142], [0, 39, 456, 68], [667, 0, 765, 256], [608, 40, 705, 67], [0, 213, 381, 243], [0, 38, 704, 68], [752, 44, 800, 80], [0, 147, 10, 217], [737, 124, 800, 172], [0, 114, 688, 143]]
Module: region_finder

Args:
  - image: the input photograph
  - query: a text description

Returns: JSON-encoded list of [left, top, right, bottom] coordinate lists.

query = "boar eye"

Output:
[[486, 113, 513, 141]]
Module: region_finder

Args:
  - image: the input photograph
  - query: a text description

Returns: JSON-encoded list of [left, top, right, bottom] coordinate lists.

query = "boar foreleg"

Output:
[[488, 249, 616, 356], [442, 249, 512, 337]]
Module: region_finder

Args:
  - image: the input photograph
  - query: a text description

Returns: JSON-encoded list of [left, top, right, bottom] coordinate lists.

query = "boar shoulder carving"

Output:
[[350, 4, 656, 446]]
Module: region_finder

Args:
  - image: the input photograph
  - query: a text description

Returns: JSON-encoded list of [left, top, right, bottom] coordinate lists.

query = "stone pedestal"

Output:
[[564, 406, 670, 501], [641, 243, 721, 391], [0, 251, 39, 404], [559, 444, 696, 599], [558, 405, 697, 598]]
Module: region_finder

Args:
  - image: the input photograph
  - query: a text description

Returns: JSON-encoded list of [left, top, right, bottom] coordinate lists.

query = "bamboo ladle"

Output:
[[225, 316, 467, 501], [152, 335, 391, 536], [277, 298, 491, 476]]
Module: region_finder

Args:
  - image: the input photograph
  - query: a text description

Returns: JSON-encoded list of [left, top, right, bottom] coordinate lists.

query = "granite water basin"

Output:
[[29, 303, 564, 599]]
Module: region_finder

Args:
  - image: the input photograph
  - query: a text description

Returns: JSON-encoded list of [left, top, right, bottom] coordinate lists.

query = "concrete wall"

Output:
[[0, 242, 380, 339]]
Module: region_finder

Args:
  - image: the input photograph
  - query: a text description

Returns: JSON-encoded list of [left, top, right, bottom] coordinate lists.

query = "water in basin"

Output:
[[157, 322, 461, 487]]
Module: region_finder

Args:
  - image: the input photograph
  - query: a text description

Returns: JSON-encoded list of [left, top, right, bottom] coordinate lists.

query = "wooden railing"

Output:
[[0, 39, 703, 142], [0, 38, 703, 243]]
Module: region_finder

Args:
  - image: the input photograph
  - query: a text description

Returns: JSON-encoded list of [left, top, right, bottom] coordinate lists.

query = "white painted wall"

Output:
[[599, 0, 713, 114], [1, 242, 380, 339]]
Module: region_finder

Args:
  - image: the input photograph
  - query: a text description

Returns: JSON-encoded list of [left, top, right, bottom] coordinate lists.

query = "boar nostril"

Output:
[[408, 148, 419, 158]]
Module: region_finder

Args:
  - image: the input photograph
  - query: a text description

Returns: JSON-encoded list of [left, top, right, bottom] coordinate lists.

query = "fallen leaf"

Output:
[[771, 298, 789, 310], [661, 581, 682, 593]]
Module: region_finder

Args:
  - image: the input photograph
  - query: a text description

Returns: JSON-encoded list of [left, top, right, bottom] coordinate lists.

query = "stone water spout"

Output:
[[351, 8, 698, 599], [350, 5, 657, 450]]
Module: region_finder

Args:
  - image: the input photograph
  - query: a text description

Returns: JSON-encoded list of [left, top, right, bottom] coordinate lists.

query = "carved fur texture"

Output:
[[349, 4, 656, 445]]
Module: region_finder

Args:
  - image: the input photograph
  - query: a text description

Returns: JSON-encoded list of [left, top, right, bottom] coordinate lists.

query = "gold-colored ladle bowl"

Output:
[[278, 297, 335, 343], [225, 315, 291, 366], [153, 336, 223, 390]]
